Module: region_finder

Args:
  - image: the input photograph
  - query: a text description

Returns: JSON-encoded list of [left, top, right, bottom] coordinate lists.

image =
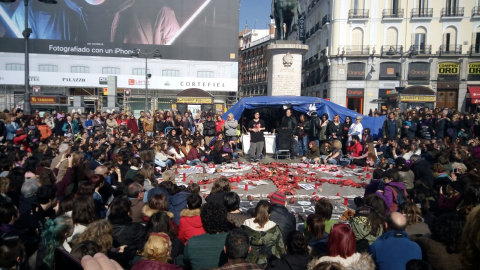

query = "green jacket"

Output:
[[183, 232, 228, 270], [382, 118, 402, 138], [242, 224, 285, 265]]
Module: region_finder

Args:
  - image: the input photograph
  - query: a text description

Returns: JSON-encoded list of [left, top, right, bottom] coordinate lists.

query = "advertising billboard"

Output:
[[0, 0, 239, 62]]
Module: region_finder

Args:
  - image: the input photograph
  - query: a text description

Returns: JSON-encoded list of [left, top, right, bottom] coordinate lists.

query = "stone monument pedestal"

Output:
[[266, 41, 309, 96]]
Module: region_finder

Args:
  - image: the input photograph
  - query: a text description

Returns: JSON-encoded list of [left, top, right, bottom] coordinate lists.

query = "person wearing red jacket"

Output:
[[13, 130, 30, 152], [347, 135, 363, 158], [126, 114, 139, 134], [178, 194, 205, 244]]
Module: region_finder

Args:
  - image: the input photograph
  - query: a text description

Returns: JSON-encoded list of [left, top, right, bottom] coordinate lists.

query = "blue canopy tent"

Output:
[[223, 96, 385, 138]]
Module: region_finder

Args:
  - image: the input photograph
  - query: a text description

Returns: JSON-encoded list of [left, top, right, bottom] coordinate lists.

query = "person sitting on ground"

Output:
[[211, 228, 262, 270], [414, 212, 464, 270], [376, 169, 408, 213], [131, 232, 182, 270], [266, 231, 310, 270], [368, 212, 421, 270], [224, 192, 251, 230], [306, 214, 329, 258], [301, 141, 320, 164], [127, 183, 146, 223], [178, 194, 205, 244], [400, 202, 431, 240], [183, 202, 229, 269], [242, 200, 285, 266], [321, 140, 343, 165], [310, 223, 374, 269], [206, 177, 231, 205]]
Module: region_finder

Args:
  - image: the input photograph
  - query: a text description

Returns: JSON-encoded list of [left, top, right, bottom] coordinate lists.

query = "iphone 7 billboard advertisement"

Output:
[[0, 0, 238, 61]]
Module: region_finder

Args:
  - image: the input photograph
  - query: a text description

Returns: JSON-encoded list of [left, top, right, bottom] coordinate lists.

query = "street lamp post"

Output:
[[16, 0, 57, 115], [130, 49, 162, 113]]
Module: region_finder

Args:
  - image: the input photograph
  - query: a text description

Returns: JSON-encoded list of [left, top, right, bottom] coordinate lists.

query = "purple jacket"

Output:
[[376, 181, 405, 213], [131, 260, 181, 270]]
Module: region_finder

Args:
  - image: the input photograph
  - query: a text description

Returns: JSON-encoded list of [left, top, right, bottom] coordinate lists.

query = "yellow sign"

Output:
[[103, 88, 108, 95], [469, 63, 480, 74], [438, 62, 459, 74], [177, 97, 213, 104], [400, 95, 436, 102]]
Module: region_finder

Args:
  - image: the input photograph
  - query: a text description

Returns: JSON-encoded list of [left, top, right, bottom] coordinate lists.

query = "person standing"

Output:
[[224, 113, 239, 150], [248, 111, 265, 162], [143, 112, 154, 137], [203, 113, 216, 147], [296, 114, 309, 157], [327, 114, 343, 141], [281, 109, 297, 157], [348, 116, 364, 143], [306, 111, 321, 147], [382, 112, 402, 139]]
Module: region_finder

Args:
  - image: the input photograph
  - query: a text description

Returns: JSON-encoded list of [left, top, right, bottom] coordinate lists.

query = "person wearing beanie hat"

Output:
[[270, 191, 287, 206], [268, 190, 296, 244]]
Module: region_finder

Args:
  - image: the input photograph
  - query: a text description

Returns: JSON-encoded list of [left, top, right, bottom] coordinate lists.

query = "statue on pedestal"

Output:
[[271, 0, 301, 40]]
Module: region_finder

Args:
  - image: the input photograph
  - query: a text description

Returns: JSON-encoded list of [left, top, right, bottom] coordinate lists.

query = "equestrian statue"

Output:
[[271, 0, 301, 40]]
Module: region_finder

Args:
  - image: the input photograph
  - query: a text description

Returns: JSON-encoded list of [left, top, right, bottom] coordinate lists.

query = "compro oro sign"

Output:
[[468, 63, 480, 81], [438, 63, 459, 75], [30, 96, 56, 104], [400, 95, 436, 102]]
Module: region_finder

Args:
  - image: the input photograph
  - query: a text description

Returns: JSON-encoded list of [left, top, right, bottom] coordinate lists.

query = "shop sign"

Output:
[[30, 96, 56, 104], [400, 95, 436, 102], [347, 63, 365, 80], [468, 63, 480, 81], [438, 63, 460, 80], [408, 62, 430, 80], [346, 88, 364, 97], [177, 97, 213, 104]]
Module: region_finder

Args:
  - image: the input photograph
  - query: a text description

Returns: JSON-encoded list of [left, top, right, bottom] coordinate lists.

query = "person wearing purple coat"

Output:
[[376, 170, 407, 213]]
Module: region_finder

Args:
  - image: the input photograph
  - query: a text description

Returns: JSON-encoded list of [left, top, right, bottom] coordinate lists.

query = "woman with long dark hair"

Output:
[[211, 140, 230, 164], [242, 200, 285, 266], [342, 116, 353, 153], [144, 212, 184, 262]]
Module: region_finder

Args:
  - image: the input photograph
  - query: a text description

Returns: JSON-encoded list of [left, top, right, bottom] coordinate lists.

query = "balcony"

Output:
[[383, 9, 404, 18], [381, 45, 403, 56], [411, 8, 433, 17], [440, 44, 462, 54], [410, 44, 432, 55], [470, 44, 480, 55], [322, 15, 330, 26], [349, 9, 369, 19], [441, 7, 464, 17], [315, 22, 321, 31], [473, 6, 480, 16], [344, 45, 370, 55]]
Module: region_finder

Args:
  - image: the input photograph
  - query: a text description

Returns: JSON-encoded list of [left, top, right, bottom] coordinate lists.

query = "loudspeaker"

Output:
[[277, 128, 292, 151]]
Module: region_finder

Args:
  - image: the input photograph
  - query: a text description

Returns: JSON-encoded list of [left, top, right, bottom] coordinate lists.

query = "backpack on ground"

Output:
[[388, 185, 408, 212]]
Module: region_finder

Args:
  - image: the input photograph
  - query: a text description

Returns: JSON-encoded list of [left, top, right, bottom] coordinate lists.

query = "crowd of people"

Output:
[[0, 105, 479, 270]]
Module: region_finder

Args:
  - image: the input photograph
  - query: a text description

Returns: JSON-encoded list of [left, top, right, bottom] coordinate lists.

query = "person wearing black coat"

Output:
[[326, 115, 343, 140], [268, 192, 296, 244], [410, 155, 434, 188], [434, 114, 446, 139], [108, 198, 146, 268], [266, 231, 310, 270], [305, 112, 321, 146], [153, 116, 165, 136], [203, 114, 216, 146]]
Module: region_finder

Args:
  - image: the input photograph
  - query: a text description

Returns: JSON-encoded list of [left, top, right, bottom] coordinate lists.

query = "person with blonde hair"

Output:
[[132, 232, 181, 269], [461, 205, 480, 270], [73, 219, 113, 254]]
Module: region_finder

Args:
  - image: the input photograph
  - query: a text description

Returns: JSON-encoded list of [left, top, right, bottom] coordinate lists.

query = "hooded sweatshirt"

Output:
[[178, 208, 205, 244], [376, 181, 406, 213]]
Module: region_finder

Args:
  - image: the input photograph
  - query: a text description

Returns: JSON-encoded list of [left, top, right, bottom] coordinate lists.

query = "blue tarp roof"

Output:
[[223, 96, 385, 137]]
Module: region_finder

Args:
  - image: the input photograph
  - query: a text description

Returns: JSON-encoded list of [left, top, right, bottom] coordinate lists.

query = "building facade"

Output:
[[238, 22, 276, 98], [297, 0, 480, 113]]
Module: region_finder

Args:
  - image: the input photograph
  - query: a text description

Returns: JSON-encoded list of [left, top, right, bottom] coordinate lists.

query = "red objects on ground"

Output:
[[245, 184, 248, 191], [183, 173, 186, 182], [336, 193, 340, 196], [344, 198, 348, 206]]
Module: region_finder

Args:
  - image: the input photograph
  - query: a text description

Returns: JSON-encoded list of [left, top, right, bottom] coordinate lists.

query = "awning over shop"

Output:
[[387, 86, 436, 103], [468, 86, 480, 104]]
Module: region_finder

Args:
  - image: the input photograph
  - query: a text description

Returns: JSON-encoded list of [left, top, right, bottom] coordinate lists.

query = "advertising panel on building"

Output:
[[468, 63, 480, 81], [0, 0, 238, 62], [347, 63, 366, 80], [379, 62, 400, 80], [408, 62, 430, 81], [437, 62, 459, 80]]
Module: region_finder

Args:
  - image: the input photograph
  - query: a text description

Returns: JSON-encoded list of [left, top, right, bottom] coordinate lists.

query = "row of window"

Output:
[[5, 64, 214, 78]]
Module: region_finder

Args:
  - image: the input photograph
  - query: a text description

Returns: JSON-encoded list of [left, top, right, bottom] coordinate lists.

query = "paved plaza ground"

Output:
[[173, 154, 370, 222]]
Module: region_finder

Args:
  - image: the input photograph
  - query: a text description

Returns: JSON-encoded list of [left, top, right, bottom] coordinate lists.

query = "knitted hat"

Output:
[[270, 191, 287, 205]]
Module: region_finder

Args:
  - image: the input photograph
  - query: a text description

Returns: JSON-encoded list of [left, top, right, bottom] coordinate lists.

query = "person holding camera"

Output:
[[402, 114, 417, 139]]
